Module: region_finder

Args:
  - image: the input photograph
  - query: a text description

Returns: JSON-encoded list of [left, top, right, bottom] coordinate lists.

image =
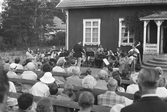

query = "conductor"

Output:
[[73, 41, 85, 67]]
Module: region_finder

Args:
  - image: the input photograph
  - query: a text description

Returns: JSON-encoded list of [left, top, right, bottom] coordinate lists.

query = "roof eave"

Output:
[[140, 18, 167, 21], [56, 3, 167, 9]]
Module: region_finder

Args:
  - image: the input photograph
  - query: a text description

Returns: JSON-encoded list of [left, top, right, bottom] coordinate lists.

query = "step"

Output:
[[153, 57, 167, 62], [142, 62, 167, 68], [148, 60, 167, 65], [141, 64, 167, 71]]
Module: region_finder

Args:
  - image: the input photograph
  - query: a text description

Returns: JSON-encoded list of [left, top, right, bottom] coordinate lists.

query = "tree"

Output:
[[0, 0, 65, 49], [124, 10, 158, 43]]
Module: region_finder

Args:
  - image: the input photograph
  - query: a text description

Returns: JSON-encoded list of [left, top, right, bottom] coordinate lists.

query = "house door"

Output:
[[163, 27, 167, 53]]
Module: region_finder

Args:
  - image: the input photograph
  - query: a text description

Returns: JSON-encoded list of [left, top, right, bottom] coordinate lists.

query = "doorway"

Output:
[[163, 27, 167, 53]]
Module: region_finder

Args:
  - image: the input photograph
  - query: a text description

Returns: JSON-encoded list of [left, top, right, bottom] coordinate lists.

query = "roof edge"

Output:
[[56, 3, 167, 9]]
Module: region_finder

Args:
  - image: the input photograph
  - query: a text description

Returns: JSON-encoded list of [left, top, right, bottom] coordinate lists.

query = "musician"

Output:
[[73, 41, 85, 67], [95, 44, 104, 68], [128, 43, 141, 72]]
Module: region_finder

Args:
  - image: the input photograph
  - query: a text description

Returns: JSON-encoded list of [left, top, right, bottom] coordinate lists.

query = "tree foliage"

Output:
[[124, 10, 158, 43], [0, 0, 65, 50]]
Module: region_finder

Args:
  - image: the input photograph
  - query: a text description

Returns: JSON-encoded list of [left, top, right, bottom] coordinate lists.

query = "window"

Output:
[[83, 19, 101, 45], [119, 18, 134, 47]]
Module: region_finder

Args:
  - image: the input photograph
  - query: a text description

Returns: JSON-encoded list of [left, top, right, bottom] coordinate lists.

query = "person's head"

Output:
[[9, 63, 17, 72], [56, 57, 66, 67], [86, 69, 91, 75], [0, 70, 9, 106], [82, 76, 97, 89], [98, 69, 108, 80], [36, 98, 53, 112], [99, 44, 102, 48], [135, 64, 141, 72], [158, 76, 166, 87], [72, 67, 81, 76], [107, 78, 118, 91], [133, 91, 141, 103], [78, 91, 94, 111], [26, 62, 36, 71], [112, 71, 122, 86], [17, 93, 34, 111], [42, 63, 52, 72], [122, 69, 129, 78], [49, 59, 57, 67], [70, 59, 77, 66], [40, 72, 55, 84], [137, 68, 160, 94], [49, 84, 58, 95], [15, 57, 21, 64], [63, 84, 76, 100], [78, 41, 82, 45], [4, 57, 9, 63], [155, 67, 163, 76]]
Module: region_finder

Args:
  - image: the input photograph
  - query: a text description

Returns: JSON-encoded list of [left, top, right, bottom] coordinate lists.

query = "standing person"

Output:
[[121, 68, 167, 112], [73, 41, 85, 67]]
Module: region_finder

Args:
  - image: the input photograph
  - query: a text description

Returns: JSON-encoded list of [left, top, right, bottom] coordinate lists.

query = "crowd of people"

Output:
[[0, 44, 167, 112]]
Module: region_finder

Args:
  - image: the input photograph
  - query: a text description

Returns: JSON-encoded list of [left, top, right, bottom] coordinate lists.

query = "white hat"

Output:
[[110, 104, 125, 112], [40, 72, 55, 84], [10, 63, 17, 69]]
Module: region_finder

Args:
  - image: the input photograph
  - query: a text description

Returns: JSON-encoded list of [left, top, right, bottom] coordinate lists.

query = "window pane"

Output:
[[93, 28, 98, 33], [121, 33, 128, 38], [129, 37, 133, 43], [93, 21, 98, 26], [92, 38, 98, 42], [122, 21, 126, 27], [86, 38, 91, 42], [121, 38, 128, 43], [86, 33, 91, 38], [122, 28, 128, 33], [86, 28, 91, 33], [93, 33, 98, 38], [86, 22, 91, 26]]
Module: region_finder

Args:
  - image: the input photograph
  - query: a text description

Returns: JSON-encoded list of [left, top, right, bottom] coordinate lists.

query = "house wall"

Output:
[[68, 5, 167, 52]]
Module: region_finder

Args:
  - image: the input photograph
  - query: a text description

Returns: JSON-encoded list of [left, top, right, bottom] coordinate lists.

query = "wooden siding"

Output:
[[68, 5, 167, 52]]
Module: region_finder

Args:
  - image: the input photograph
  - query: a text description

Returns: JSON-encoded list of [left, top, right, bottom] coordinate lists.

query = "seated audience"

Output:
[[21, 62, 38, 93], [133, 91, 141, 103], [110, 104, 125, 112], [57, 84, 76, 101], [14, 57, 24, 70], [66, 67, 82, 87], [156, 76, 167, 98], [37, 63, 52, 80], [98, 78, 125, 107], [52, 57, 66, 84], [21, 62, 37, 80], [15, 93, 34, 112], [78, 91, 94, 112], [66, 59, 78, 76], [49, 84, 59, 99], [31, 72, 55, 97], [94, 70, 108, 90], [36, 98, 53, 112], [0, 70, 10, 112], [121, 68, 167, 112], [3, 57, 10, 72], [75, 74, 97, 104], [112, 71, 125, 92], [80, 68, 92, 79], [7, 63, 20, 78], [7, 81, 18, 111], [155, 67, 163, 76], [126, 75, 139, 94]]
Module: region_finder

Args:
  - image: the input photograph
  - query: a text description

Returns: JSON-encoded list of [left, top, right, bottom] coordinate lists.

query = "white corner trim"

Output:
[[65, 10, 69, 50]]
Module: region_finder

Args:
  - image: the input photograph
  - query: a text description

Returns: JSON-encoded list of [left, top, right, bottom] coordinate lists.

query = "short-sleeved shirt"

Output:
[[30, 82, 50, 97]]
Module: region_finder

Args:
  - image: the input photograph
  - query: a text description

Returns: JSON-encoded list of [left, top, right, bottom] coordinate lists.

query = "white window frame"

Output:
[[119, 18, 134, 47], [83, 19, 101, 46]]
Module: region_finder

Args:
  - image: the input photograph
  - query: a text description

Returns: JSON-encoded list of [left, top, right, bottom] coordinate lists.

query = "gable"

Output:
[[57, 0, 167, 9]]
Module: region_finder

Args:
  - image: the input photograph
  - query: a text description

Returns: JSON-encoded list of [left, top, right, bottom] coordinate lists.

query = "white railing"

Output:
[[144, 44, 158, 54]]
